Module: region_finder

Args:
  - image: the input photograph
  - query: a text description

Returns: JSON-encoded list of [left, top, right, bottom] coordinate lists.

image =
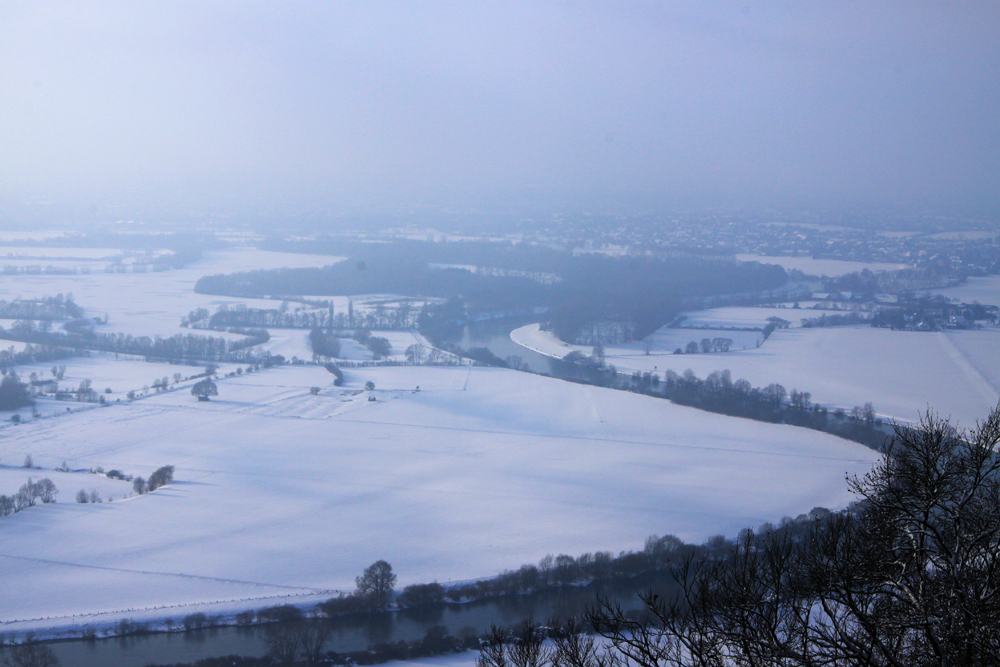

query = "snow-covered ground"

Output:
[[931, 275, 1000, 307], [261, 328, 430, 363], [0, 247, 343, 339], [0, 364, 877, 633], [735, 254, 909, 277], [512, 323, 1000, 427]]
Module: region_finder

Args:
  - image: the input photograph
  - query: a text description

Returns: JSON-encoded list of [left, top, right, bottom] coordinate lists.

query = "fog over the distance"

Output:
[[2, 2, 998, 219]]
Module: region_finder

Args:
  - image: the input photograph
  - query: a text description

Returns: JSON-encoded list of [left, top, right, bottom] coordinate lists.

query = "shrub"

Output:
[[147, 465, 175, 491], [399, 582, 445, 608], [182, 612, 208, 631], [257, 605, 302, 623]]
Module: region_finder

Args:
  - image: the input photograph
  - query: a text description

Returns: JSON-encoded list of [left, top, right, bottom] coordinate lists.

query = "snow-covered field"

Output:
[[0, 364, 877, 633], [736, 254, 908, 277], [0, 247, 343, 339], [0, 239, 903, 641], [931, 275, 1000, 307], [512, 324, 1000, 427]]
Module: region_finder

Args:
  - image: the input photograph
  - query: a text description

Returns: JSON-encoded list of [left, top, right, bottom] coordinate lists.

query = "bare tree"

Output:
[[263, 623, 301, 667], [356, 560, 397, 610], [406, 343, 426, 365], [2, 642, 61, 667], [37, 479, 57, 503], [477, 620, 551, 667], [298, 621, 332, 665]]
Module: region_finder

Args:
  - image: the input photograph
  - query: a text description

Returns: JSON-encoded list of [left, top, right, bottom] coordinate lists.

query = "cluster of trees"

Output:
[[131, 465, 176, 495], [319, 560, 398, 616], [672, 336, 735, 354], [404, 343, 427, 364], [800, 311, 872, 327], [188, 303, 331, 329], [187, 300, 424, 333], [0, 478, 58, 517], [0, 343, 76, 369], [572, 320, 636, 346], [353, 329, 392, 359], [824, 266, 958, 297], [0, 295, 83, 320], [347, 302, 421, 331], [309, 328, 342, 359], [0, 370, 33, 411], [75, 489, 103, 504], [484, 406, 1000, 667]]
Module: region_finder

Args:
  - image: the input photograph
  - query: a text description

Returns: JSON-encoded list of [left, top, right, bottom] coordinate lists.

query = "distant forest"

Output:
[[196, 240, 786, 343]]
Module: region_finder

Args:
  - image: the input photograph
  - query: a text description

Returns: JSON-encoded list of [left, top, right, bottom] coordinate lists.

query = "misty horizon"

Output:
[[2, 2, 999, 225]]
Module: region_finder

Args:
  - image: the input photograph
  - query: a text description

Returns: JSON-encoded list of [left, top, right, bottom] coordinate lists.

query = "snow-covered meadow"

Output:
[[0, 247, 343, 340], [0, 363, 877, 633], [931, 275, 1000, 307], [512, 322, 1000, 427]]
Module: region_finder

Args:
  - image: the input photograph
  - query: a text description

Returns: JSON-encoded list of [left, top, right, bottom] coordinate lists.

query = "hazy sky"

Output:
[[2, 2, 999, 219]]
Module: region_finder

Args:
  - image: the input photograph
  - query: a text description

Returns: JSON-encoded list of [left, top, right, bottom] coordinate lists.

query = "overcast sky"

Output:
[[2, 2, 998, 220]]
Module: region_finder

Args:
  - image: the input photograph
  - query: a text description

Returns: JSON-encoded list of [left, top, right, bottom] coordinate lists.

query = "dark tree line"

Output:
[[0, 343, 76, 369], [0, 295, 83, 320], [0, 327, 274, 364], [547, 355, 888, 450], [188, 301, 422, 331], [651, 369, 888, 449], [195, 240, 787, 346], [824, 266, 960, 297], [800, 311, 872, 328], [144, 624, 481, 667]]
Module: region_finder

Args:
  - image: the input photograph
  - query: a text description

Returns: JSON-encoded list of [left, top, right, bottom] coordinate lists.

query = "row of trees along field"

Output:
[[0, 326, 275, 364], [540, 347, 888, 449], [186, 300, 422, 331], [0, 295, 83, 320]]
